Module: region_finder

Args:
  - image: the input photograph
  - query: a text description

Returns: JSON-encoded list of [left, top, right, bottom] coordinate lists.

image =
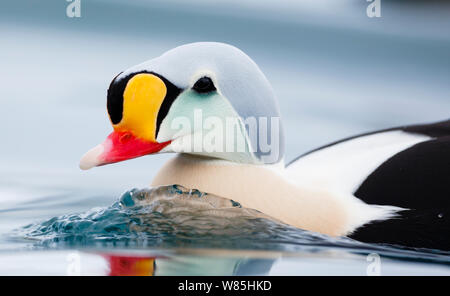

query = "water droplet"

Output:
[[119, 189, 136, 207]]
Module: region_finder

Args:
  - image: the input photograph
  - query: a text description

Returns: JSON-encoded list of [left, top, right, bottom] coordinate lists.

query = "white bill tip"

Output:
[[79, 144, 104, 170]]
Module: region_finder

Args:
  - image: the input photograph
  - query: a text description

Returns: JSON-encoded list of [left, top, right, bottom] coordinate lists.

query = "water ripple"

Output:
[[13, 185, 450, 265]]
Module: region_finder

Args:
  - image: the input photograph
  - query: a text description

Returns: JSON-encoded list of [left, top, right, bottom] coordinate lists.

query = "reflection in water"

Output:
[[103, 253, 275, 276], [153, 256, 276, 276], [105, 255, 156, 276]]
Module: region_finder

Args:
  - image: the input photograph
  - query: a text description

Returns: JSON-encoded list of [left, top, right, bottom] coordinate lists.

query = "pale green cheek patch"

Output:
[[158, 90, 258, 163]]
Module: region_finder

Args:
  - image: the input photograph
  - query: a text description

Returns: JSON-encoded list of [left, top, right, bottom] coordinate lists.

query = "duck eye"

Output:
[[192, 77, 216, 93]]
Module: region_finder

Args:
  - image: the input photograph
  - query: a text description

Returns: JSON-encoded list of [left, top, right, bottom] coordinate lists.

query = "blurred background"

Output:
[[1, 0, 449, 202]]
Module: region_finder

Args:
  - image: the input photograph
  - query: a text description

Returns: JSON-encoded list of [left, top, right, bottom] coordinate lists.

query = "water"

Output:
[[1, 1, 449, 275], [1, 185, 448, 275]]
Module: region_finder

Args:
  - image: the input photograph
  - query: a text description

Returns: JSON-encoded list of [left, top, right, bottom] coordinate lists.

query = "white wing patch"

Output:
[[287, 130, 430, 193], [286, 130, 431, 233]]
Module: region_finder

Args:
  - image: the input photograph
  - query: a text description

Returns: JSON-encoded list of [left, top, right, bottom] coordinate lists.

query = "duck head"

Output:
[[80, 42, 284, 170]]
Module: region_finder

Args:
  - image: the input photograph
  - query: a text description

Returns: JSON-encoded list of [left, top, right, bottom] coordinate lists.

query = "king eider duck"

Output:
[[80, 42, 450, 251]]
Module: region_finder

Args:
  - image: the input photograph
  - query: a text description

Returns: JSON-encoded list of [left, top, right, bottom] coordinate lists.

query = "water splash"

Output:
[[14, 185, 450, 265]]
